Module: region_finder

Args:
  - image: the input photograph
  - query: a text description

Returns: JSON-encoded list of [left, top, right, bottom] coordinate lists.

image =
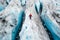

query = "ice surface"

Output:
[[0, 0, 60, 40], [19, 0, 50, 40]]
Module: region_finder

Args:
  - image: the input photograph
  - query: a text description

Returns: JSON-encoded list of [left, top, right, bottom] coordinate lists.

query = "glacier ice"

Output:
[[0, 0, 60, 40]]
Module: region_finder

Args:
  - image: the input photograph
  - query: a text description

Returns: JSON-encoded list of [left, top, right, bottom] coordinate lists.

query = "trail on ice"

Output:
[[19, 4, 50, 40]]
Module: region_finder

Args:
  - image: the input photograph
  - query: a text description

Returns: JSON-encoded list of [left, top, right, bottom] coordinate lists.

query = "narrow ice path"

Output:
[[19, 4, 50, 40]]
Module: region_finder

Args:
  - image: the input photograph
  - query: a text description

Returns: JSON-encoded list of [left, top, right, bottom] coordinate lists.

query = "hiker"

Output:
[[29, 13, 32, 19]]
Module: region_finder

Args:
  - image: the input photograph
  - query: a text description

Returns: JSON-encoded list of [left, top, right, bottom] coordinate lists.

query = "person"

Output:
[[29, 13, 32, 19]]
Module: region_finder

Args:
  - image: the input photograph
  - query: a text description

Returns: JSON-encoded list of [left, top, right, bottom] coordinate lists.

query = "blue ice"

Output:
[[12, 10, 25, 40], [41, 13, 60, 40]]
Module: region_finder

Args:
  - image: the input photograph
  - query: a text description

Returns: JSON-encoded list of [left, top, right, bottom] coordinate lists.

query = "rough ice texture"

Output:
[[19, 0, 50, 40], [0, 0, 57, 40], [0, 0, 23, 40]]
